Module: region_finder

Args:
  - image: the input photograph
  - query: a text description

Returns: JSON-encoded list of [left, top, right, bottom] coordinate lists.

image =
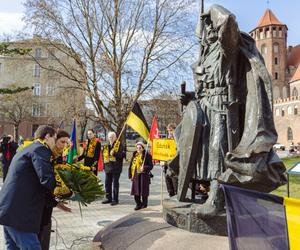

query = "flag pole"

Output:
[[116, 123, 127, 142], [141, 138, 150, 167], [161, 166, 164, 208], [115, 100, 138, 142]]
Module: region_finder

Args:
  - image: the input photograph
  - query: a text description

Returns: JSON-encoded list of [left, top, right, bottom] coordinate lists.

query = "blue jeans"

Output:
[[3, 226, 41, 250]]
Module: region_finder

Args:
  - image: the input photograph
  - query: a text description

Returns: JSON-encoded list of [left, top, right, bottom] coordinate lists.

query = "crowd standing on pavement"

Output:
[[0, 122, 179, 249]]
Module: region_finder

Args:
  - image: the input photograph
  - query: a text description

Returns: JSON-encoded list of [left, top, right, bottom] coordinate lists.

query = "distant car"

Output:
[[273, 143, 285, 151]]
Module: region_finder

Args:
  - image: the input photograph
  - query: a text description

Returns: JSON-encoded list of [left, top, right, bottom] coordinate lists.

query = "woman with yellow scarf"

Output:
[[128, 142, 153, 210]]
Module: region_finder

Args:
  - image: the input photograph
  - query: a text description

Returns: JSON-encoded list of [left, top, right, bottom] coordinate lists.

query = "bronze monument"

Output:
[[164, 4, 287, 233]]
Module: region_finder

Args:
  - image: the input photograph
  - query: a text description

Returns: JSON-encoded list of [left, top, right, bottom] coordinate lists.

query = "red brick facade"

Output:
[[250, 10, 300, 148]]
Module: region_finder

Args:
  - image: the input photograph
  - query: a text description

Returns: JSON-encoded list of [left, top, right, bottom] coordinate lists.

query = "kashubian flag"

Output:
[[126, 102, 149, 141], [67, 118, 80, 164], [222, 184, 300, 250]]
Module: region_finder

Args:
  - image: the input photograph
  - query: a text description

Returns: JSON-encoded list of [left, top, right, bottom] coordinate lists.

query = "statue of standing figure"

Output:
[[169, 4, 287, 217]]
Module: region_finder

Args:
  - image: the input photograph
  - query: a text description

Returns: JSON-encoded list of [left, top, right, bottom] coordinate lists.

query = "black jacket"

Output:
[[78, 139, 101, 170], [0, 142, 56, 233], [0, 141, 18, 166], [103, 142, 125, 174]]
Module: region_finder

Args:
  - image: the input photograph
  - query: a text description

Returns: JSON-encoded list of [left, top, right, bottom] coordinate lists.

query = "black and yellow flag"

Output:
[[126, 102, 149, 141]]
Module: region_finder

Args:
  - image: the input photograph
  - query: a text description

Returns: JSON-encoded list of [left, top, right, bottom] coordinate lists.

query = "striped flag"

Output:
[[67, 118, 80, 164], [222, 184, 300, 250], [126, 102, 149, 141]]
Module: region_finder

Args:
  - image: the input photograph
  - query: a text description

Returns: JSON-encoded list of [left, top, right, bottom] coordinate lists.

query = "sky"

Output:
[[1, 0, 300, 46]]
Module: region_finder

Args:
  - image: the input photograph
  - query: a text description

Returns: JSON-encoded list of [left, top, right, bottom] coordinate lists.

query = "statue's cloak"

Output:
[[219, 31, 287, 192]]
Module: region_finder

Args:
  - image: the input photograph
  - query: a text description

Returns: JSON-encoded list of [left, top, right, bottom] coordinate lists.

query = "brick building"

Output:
[[140, 98, 182, 136], [250, 9, 300, 147]]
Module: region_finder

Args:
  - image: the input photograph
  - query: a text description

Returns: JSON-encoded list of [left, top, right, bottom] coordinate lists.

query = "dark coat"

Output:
[[0, 141, 18, 165], [103, 142, 125, 174], [78, 138, 101, 175], [0, 142, 56, 233], [0, 141, 19, 180], [129, 151, 153, 197], [40, 155, 63, 228]]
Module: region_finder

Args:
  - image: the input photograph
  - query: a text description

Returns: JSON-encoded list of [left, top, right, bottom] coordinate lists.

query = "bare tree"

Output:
[[54, 88, 97, 141], [0, 84, 34, 140], [140, 97, 182, 134], [24, 0, 197, 133]]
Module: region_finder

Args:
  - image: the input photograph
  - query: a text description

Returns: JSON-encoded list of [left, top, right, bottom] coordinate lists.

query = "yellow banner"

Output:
[[284, 197, 300, 250], [152, 139, 176, 161]]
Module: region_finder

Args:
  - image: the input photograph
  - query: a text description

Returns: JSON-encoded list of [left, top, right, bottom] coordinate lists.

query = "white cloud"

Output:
[[0, 12, 24, 35]]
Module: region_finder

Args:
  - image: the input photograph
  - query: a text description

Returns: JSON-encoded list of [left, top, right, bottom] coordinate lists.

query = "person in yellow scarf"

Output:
[[0, 125, 57, 250], [39, 129, 72, 250], [78, 129, 101, 175], [102, 131, 125, 206], [128, 142, 153, 210]]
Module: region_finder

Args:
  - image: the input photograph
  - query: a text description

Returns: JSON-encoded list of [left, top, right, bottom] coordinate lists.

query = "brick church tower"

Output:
[[250, 9, 288, 99]]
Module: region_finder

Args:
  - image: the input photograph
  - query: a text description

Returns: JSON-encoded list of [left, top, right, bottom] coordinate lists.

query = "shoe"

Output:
[[111, 201, 119, 206], [102, 199, 112, 204], [141, 204, 147, 209], [134, 205, 142, 211], [192, 180, 225, 218]]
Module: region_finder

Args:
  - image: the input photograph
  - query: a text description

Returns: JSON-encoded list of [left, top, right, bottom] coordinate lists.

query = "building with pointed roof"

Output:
[[256, 9, 286, 28], [250, 9, 300, 148]]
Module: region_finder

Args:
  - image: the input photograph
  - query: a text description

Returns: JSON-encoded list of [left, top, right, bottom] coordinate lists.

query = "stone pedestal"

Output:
[[163, 198, 227, 235], [93, 207, 229, 250]]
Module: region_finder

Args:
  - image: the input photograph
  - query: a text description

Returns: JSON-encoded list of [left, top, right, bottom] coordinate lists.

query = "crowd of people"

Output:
[[0, 123, 179, 249]]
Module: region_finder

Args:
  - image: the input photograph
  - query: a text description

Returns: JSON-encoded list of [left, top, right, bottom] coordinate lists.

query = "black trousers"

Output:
[[165, 175, 178, 197], [38, 221, 51, 250], [134, 195, 148, 207], [2, 163, 9, 182], [105, 172, 121, 202]]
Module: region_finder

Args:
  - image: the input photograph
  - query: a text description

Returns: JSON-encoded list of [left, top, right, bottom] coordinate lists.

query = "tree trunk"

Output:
[[14, 124, 19, 142], [80, 122, 87, 142]]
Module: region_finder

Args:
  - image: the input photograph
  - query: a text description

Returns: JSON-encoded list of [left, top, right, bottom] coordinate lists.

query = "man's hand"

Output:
[[57, 201, 72, 213], [110, 150, 115, 156], [160, 161, 166, 167], [180, 91, 195, 106]]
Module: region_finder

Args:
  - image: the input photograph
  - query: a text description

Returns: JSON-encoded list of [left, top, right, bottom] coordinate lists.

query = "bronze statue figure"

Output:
[[169, 4, 287, 218]]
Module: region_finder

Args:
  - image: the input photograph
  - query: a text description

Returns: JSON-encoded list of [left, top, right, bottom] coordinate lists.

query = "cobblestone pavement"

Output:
[[0, 165, 166, 250]]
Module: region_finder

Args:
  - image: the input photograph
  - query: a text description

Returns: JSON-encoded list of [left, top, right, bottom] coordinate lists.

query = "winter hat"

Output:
[[135, 141, 145, 149]]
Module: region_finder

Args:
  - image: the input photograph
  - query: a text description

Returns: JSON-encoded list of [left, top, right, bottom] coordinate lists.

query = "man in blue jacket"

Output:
[[0, 125, 57, 250]]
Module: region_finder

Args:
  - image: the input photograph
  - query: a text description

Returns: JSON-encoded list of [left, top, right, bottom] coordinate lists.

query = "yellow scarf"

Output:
[[103, 145, 109, 163], [113, 140, 120, 153], [103, 140, 120, 163], [131, 153, 143, 178], [86, 138, 97, 158], [35, 138, 48, 148]]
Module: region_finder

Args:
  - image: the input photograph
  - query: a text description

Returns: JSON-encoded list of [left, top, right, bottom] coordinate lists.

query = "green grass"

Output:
[[272, 156, 300, 199]]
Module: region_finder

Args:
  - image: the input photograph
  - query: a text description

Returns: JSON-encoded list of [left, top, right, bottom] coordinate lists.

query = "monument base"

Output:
[[162, 198, 227, 235], [93, 207, 229, 250]]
